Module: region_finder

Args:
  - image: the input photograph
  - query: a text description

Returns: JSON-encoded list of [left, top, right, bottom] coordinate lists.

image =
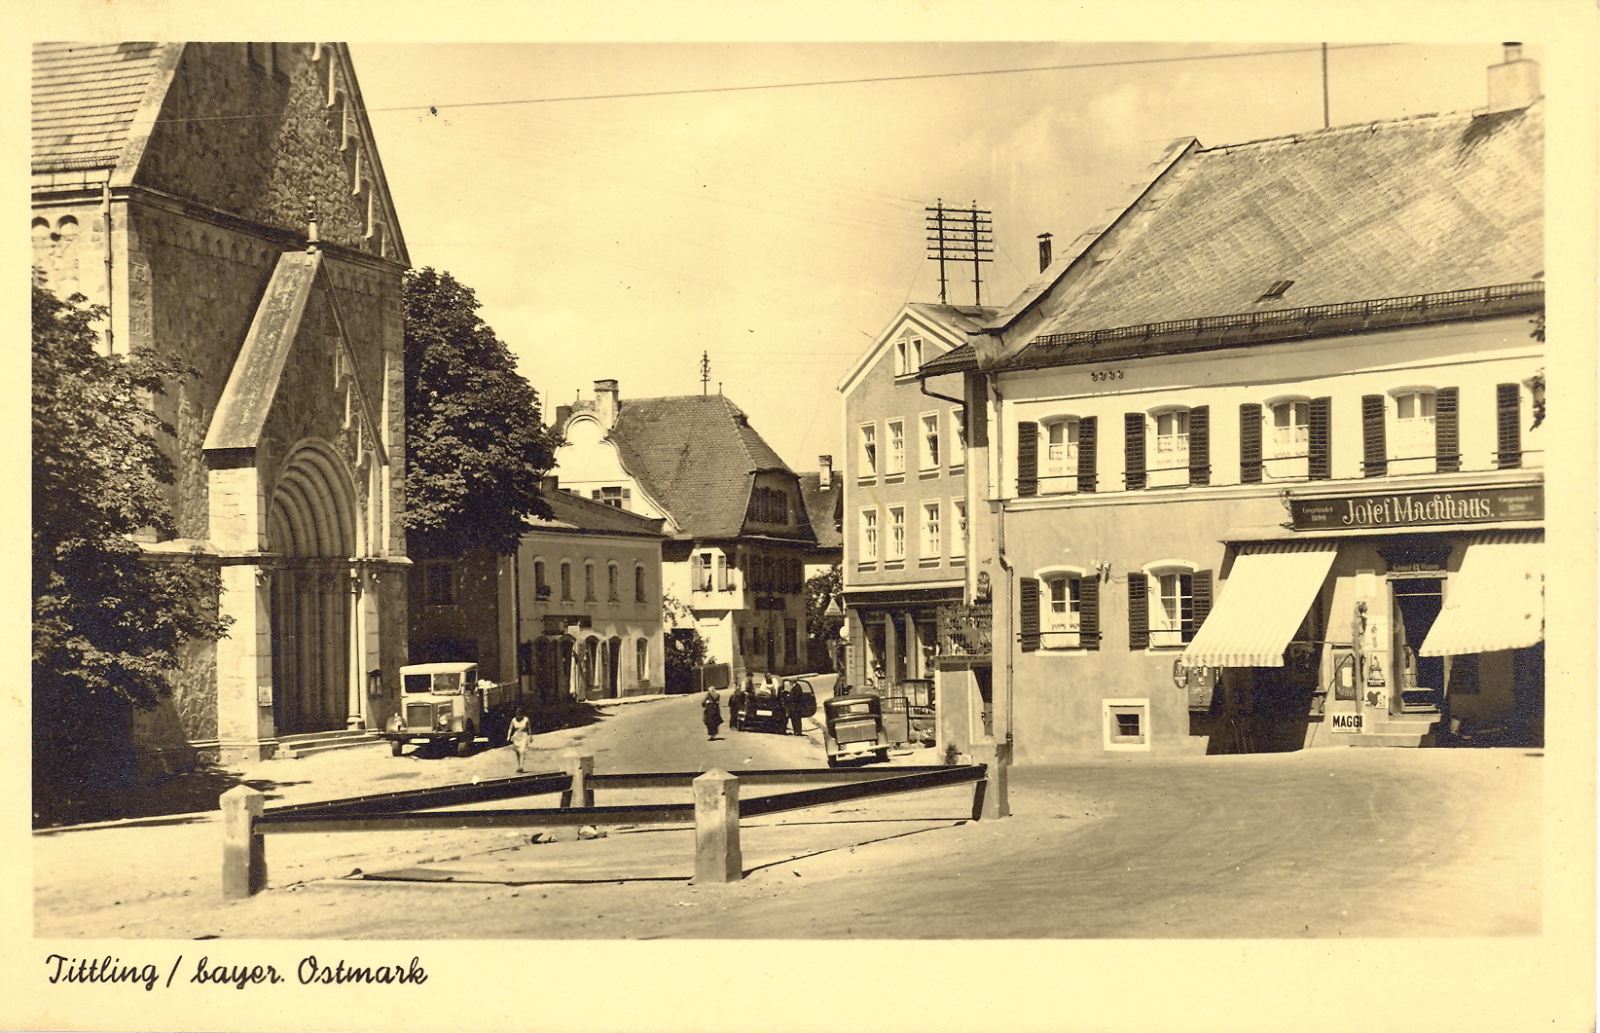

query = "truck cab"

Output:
[[383, 662, 502, 757]]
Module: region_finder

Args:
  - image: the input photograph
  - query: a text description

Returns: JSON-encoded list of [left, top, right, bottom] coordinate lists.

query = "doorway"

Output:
[[1391, 578, 1444, 712]]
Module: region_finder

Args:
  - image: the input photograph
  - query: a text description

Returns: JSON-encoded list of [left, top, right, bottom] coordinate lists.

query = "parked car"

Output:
[[822, 692, 890, 767], [738, 677, 817, 732]]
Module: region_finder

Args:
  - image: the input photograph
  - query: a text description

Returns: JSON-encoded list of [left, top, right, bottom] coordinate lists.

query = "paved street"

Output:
[[35, 682, 1540, 939]]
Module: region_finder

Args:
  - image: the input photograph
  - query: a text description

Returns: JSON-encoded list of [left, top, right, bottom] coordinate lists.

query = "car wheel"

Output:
[[826, 755, 840, 768], [874, 749, 890, 764], [390, 740, 403, 757]]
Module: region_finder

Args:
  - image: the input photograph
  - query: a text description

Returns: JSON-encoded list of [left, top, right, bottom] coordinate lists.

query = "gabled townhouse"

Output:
[[924, 45, 1545, 762], [32, 42, 410, 769], [837, 302, 995, 693], [410, 480, 667, 701], [554, 380, 819, 676]]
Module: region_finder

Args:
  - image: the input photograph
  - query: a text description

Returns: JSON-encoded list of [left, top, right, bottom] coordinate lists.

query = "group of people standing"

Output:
[[701, 672, 807, 740]]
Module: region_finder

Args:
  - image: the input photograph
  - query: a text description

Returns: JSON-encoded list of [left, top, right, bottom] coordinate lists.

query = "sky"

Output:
[[345, 41, 1528, 474]]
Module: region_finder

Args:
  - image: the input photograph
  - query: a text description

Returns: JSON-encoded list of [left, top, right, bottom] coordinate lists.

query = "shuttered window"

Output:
[[1239, 403, 1263, 483], [1496, 383, 1522, 469], [1188, 405, 1210, 486], [1361, 394, 1387, 477], [1187, 570, 1213, 644], [1016, 420, 1039, 497], [1079, 575, 1100, 651], [1434, 387, 1460, 473], [1077, 415, 1098, 493], [1019, 578, 1040, 653], [1127, 575, 1148, 650], [1308, 397, 1332, 480], [1124, 412, 1146, 490]]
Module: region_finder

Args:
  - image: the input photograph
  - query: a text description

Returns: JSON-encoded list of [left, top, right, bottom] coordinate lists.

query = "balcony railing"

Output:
[[937, 602, 992, 659]]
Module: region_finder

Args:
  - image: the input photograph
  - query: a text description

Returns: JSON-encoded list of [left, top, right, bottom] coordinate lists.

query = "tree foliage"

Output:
[[803, 562, 843, 672], [32, 283, 228, 720], [402, 268, 557, 557]]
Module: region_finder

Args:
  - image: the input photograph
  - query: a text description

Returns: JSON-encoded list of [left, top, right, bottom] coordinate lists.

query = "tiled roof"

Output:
[[796, 473, 843, 551], [1009, 105, 1542, 366], [918, 342, 978, 376], [533, 489, 666, 538], [32, 41, 176, 173], [609, 394, 797, 540]]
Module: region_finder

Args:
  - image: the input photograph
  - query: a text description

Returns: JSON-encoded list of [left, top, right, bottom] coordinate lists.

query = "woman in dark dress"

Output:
[[701, 687, 722, 740]]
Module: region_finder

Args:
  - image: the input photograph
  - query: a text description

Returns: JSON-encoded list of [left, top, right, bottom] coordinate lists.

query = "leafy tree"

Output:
[[803, 562, 843, 672], [32, 283, 228, 792], [662, 591, 713, 691], [402, 268, 557, 557]]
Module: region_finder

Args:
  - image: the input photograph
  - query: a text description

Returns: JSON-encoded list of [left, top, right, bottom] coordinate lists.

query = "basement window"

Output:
[[1103, 699, 1150, 752]]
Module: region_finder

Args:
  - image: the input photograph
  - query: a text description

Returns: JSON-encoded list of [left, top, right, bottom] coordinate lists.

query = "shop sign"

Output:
[[1289, 485, 1543, 531], [1330, 713, 1364, 733]]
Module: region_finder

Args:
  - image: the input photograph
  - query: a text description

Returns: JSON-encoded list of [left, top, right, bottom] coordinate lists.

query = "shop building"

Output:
[[554, 381, 819, 676], [32, 43, 411, 770], [410, 481, 667, 701], [837, 302, 995, 692], [923, 48, 1544, 762]]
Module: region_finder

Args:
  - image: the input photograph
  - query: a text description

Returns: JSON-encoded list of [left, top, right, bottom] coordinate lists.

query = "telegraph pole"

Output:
[[925, 199, 993, 306], [700, 351, 710, 396]]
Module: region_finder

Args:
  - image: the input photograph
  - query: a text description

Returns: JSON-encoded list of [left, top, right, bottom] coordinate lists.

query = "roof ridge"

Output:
[[1196, 102, 1535, 155]]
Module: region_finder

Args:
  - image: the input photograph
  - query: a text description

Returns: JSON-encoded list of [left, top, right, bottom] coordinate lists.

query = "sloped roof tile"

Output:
[[796, 473, 843, 552], [608, 394, 798, 541], [32, 42, 175, 172], [1012, 105, 1542, 364]]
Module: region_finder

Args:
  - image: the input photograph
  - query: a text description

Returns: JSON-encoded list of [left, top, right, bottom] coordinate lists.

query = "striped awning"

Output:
[[1180, 541, 1339, 667], [1420, 532, 1543, 656]]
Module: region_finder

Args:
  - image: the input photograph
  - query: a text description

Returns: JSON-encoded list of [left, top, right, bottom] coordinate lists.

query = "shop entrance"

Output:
[[1391, 578, 1445, 712]]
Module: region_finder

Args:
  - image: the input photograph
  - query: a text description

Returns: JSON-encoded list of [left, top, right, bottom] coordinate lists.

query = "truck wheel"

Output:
[[826, 755, 840, 769], [874, 749, 890, 764], [456, 726, 475, 757], [390, 740, 403, 757]]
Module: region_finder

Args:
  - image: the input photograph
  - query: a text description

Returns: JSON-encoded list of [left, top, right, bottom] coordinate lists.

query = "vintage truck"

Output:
[[382, 661, 521, 757]]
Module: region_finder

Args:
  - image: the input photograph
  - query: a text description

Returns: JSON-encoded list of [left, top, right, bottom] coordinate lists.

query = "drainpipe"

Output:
[[989, 373, 1015, 750], [510, 549, 525, 701], [101, 181, 114, 354]]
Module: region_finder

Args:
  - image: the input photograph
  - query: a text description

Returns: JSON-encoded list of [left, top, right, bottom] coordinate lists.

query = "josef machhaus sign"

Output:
[[1290, 485, 1544, 531]]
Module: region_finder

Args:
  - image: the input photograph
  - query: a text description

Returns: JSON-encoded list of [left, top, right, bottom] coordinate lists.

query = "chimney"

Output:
[[1037, 232, 1053, 273], [1487, 41, 1539, 114], [553, 404, 572, 430], [818, 454, 833, 490], [594, 378, 619, 429], [541, 473, 559, 494]]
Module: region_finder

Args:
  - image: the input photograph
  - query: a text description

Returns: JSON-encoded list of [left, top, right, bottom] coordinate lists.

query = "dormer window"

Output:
[[1256, 279, 1294, 302]]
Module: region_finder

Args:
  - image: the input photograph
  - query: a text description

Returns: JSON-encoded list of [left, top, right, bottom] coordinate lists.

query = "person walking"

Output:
[[701, 686, 723, 740], [507, 709, 533, 773], [727, 681, 746, 732]]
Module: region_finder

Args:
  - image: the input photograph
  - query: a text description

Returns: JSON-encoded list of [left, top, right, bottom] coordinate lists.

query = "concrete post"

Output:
[[221, 785, 267, 898], [693, 770, 742, 883], [564, 752, 594, 808], [969, 740, 1011, 819]]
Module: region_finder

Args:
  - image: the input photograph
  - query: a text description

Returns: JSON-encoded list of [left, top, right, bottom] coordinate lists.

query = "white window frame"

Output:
[[886, 419, 905, 475], [1143, 559, 1198, 649], [1035, 565, 1086, 650], [1039, 416, 1081, 491], [695, 551, 714, 593], [635, 638, 649, 681], [950, 497, 967, 559], [859, 507, 879, 563], [921, 500, 941, 559], [920, 411, 940, 471], [895, 335, 923, 377], [1389, 385, 1438, 473], [1102, 698, 1151, 752], [887, 505, 906, 561], [858, 421, 878, 478], [1148, 406, 1192, 487], [950, 407, 967, 468], [1263, 395, 1311, 480]]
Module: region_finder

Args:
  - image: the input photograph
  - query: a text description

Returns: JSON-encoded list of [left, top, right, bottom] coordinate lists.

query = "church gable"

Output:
[[130, 43, 406, 264]]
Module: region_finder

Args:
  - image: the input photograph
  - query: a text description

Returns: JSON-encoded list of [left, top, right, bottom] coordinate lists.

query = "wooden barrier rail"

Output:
[[222, 752, 1006, 898]]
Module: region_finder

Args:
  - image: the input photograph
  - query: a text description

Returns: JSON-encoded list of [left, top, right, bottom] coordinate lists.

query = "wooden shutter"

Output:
[[1361, 395, 1387, 477], [1184, 570, 1213, 644], [1079, 575, 1100, 651], [1077, 416, 1097, 493], [1434, 387, 1460, 473], [1239, 403, 1263, 483], [1127, 574, 1149, 650], [1496, 383, 1522, 469], [1019, 578, 1041, 653], [1016, 421, 1039, 497], [1188, 405, 1210, 486], [1124, 412, 1146, 490], [1308, 397, 1333, 480]]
